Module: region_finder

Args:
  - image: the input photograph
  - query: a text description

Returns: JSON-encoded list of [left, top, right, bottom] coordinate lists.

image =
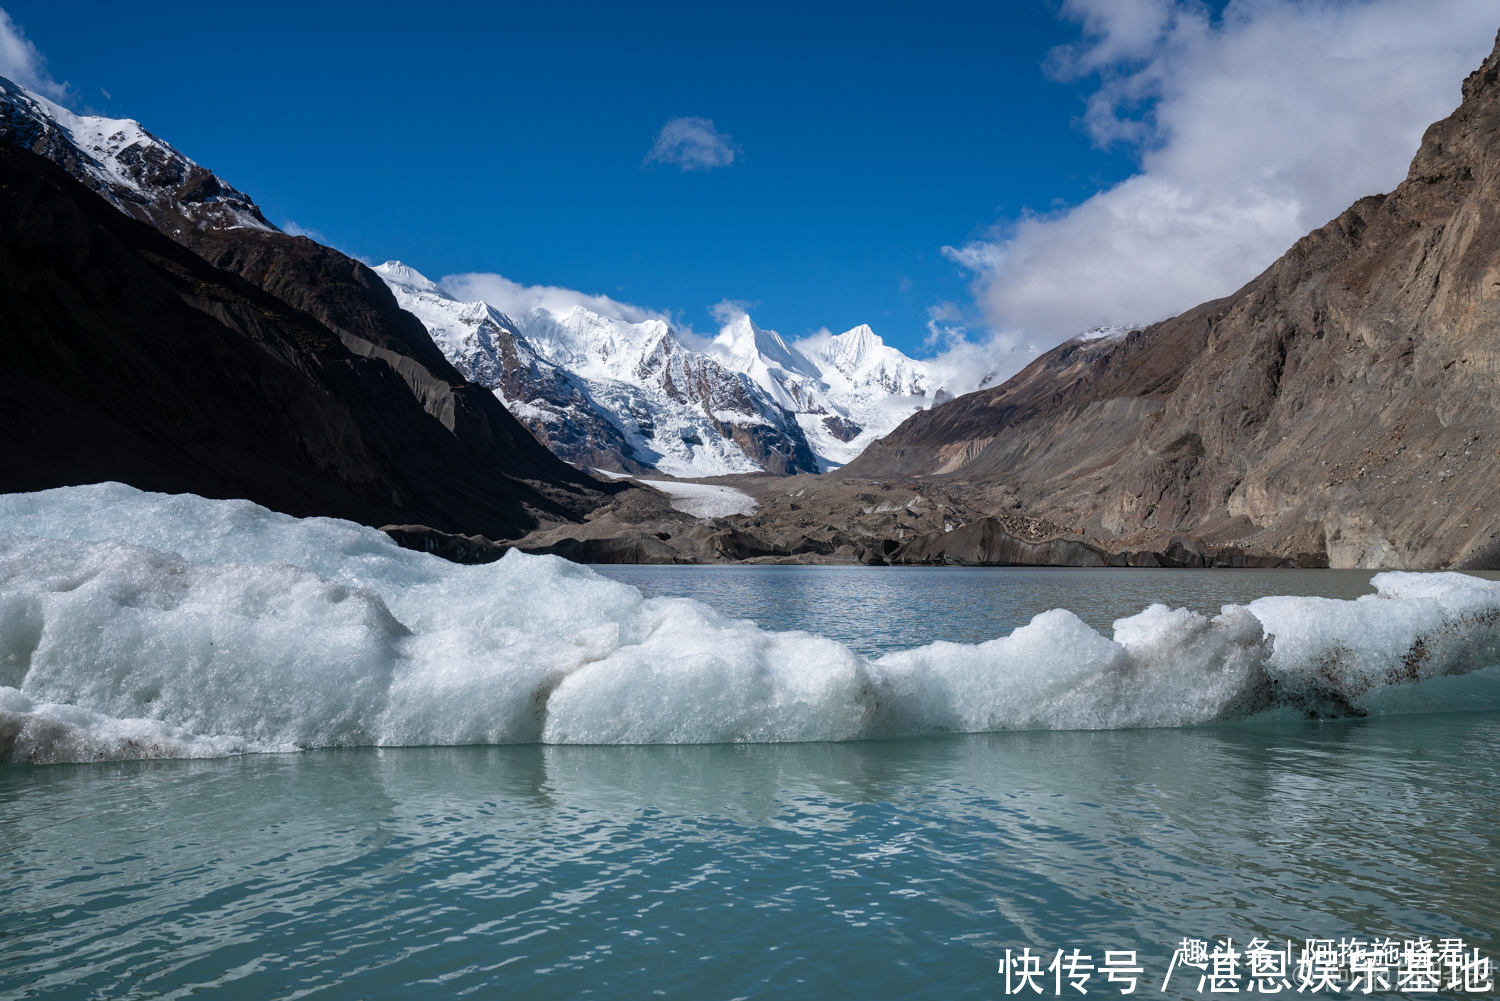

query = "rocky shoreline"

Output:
[[383, 474, 1326, 568]]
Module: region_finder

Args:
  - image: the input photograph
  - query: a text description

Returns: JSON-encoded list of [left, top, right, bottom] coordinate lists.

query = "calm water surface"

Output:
[[2, 568, 1497, 999], [592, 566, 1500, 657]]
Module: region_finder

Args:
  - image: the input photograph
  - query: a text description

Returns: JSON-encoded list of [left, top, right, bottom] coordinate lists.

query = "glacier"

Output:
[[2, 484, 1499, 764], [638, 480, 759, 518], [375, 263, 940, 476]]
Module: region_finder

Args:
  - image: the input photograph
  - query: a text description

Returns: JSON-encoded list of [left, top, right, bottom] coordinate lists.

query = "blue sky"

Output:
[[7, 1, 1499, 368], [5, 1, 1141, 352]]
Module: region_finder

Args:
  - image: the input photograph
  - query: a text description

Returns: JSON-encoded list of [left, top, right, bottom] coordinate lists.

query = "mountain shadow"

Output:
[[0, 140, 611, 540]]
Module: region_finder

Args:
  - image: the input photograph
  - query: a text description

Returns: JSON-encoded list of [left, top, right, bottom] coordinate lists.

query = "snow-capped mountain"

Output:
[[717, 318, 935, 467], [0, 76, 275, 238], [376, 263, 942, 475], [376, 263, 820, 477]]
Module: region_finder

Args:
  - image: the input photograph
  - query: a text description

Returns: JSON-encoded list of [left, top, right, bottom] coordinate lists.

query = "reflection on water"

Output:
[[590, 566, 1423, 657], [3, 713, 1497, 999]]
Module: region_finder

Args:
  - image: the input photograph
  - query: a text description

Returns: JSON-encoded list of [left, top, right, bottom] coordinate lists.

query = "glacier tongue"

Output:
[[638, 480, 758, 519], [373, 263, 942, 476]]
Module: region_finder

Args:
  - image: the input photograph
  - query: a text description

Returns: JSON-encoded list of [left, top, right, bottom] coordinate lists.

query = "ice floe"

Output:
[[2, 484, 1498, 763]]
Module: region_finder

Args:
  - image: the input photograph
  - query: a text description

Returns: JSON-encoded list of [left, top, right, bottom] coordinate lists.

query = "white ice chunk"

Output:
[[1, 484, 1498, 764], [0, 686, 247, 764]]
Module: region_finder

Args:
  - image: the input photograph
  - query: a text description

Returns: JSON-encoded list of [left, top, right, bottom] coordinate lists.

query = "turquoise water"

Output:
[[2, 568, 1499, 998], [3, 718, 1497, 999], [591, 566, 1480, 657]]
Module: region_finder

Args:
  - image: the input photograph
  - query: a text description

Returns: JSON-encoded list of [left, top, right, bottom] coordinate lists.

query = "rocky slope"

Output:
[[482, 467, 1308, 568], [836, 33, 1500, 571], [375, 263, 941, 477]]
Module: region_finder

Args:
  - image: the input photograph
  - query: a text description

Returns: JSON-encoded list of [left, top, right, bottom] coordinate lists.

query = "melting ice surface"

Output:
[[1, 483, 1499, 764]]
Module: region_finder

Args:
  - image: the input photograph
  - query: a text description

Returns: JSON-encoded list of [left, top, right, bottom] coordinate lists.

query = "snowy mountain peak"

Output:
[[520, 303, 674, 380], [376, 261, 445, 298], [797, 324, 931, 401], [0, 76, 276, 237], [812, 323, 886, 378], [373, 264, 810, 477], [711, 313, 821, 380]]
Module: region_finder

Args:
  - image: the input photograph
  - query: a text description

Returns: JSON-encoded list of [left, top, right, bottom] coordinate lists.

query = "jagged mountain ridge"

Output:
[[376, 262, 940, 477], [844, 31, 1500, 570], [0, 76, 273, 238], [375, 262, 815, 477], [713, 314, 938, 462]]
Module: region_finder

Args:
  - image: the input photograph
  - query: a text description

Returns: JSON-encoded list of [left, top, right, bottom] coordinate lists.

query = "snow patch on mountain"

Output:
[[640, 481, 758, 519], [0, 76, 275, 236], [1076, 324, 1134, 343]]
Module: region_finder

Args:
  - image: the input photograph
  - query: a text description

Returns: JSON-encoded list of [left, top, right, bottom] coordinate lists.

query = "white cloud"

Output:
[[280, 220, 328, 242], [921, 300, 968, 350], [922, 331, 1037, 397], [950, 0, 1500, 346], [443, 271, 677, 328], [643, 116, 741, 172], [0, 8, 69, 102], [709, 298, 756, 324]]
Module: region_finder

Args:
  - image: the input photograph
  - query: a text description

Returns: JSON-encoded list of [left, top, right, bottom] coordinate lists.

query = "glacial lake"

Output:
[[2, 565, 1498, 999], [591, 565, 1500, 658]]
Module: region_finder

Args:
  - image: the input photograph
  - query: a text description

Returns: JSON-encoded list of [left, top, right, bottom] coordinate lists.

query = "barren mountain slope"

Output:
[[841, 295, 1244, 480], [843, 31, 1500, 570], [1087, 33, 1500, 570]]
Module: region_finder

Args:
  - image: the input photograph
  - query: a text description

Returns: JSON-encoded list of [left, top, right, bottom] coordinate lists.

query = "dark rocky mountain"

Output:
[[171, 230, 586, 492], [0, 140, 609, 539], [835, 32, 1500, 571]]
